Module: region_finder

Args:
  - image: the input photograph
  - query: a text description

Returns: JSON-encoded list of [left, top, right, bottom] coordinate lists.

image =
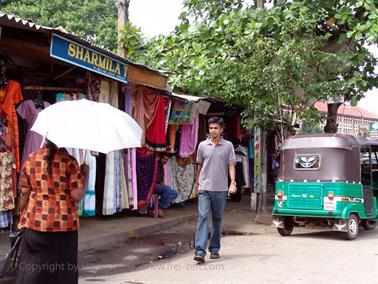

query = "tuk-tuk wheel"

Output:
[[277, 217, 294, 236], [345, 214, 359, 240], [362, 220, 377, 230]]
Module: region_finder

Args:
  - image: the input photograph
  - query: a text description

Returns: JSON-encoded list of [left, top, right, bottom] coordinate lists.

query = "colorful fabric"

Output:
[[18, 145, 84, 232], [82, 151, 96, 217], [163, 158, 173, 188], [0, 80, 23, 172], [103, 151, 116, 215], [169, 100, 196, 125], [124, 87, 137, 209], [17, 100, 51, 188], [120, 156, 129, 209], [167, 125, 179, 153], [131, 149, 138, 209], [164, 98, 172, 132], [133, 85, 164, 147], [86, 71, 101, 102], [0, 210, 12, 228], [179, 108, 199, 158], [136, 148, 158, 209], [171, 156, 195, 203], [145, 95, 167, 151], [114, 150, 123, 213], [0, 151, 15, 211]]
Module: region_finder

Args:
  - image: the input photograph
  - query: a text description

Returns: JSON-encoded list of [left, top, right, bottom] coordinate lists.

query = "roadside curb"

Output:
[[78, 214, 197, 253]]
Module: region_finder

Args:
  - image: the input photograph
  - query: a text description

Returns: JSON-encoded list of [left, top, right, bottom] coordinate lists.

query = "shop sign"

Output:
[[50, 34, 128, 83]]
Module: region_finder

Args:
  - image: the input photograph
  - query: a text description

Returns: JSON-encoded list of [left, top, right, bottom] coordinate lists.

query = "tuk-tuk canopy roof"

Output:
[[283, 134, 360, 150]]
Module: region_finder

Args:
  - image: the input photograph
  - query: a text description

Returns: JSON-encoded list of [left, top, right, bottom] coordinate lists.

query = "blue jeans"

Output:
[[194, 191, 228, 256], [155, 184, 178, 209]]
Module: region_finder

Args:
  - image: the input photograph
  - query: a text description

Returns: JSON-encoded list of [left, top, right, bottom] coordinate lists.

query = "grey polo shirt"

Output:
[[196, 137, 236, 192]]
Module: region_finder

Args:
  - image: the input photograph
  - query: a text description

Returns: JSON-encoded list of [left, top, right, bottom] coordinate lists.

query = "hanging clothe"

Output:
[[0, 80, 23, 172], [163, 158, 173, 189], [240, 145, 250, 188], [167, 125, 179, 153], [169, 100, 196, 125], [86, 71, 101, 102], [101, 80, 128, 215], [170, 155, 195, 203], [145, 95, 167, 151], [164, 98, 172, 133], [82, 151, 96, 217], [103, 151, 116, 215], [124, 87, 137, 209], [136, 148, 158, 210], [133, 85, 166, 150], [0, 151, 15, 211], [179, 108, 199, 158], [17, 100, 51, 187]]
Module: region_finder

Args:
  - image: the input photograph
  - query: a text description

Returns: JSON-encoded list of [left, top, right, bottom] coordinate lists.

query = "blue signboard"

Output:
[[50, 34, 128, 83]]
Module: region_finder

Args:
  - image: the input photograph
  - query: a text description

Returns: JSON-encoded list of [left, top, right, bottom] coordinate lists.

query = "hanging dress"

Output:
[[17, 99, 50, 188]]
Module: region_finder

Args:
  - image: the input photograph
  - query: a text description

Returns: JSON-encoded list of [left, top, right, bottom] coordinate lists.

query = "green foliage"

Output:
[[135, 0, 377, 132], [299, 119, 323, 134], [119, 21, 146, 60], [1, 0, 118, 50]]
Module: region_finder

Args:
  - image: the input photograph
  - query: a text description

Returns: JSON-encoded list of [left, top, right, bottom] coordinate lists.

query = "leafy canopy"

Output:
[[1, 0, 118, 50], [126, 0, 377, 131]]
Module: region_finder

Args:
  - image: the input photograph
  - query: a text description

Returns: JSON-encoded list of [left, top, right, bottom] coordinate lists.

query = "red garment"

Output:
[[132, 85, 167, 150], [0, 80, 23, 172], [145, 95, 167, 151]]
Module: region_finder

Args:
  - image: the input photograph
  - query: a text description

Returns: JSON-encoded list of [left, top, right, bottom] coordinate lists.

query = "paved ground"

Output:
[[77, 199, 256, 278], [79, 219, 378, 284]]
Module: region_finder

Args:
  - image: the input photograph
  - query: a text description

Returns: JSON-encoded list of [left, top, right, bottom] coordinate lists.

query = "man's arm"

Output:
[[194, 163, 203, 197], [228, 163, 236, 186]]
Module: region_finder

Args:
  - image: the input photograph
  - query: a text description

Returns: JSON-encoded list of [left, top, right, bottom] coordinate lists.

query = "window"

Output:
[[294, 154, 321, 170]]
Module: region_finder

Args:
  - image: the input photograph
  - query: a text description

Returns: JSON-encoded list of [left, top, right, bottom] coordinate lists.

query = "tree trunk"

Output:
[[255, 0, 265, 8], [324, 103, 341, 133], [117, 0, 130, 57]]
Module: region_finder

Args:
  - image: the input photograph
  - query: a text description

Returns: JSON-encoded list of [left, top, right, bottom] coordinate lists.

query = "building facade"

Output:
[[315, 102, 378, 137]]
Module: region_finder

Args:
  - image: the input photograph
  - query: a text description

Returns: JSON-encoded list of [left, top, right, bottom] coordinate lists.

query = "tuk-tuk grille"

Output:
[[287, 184, 323, 210]]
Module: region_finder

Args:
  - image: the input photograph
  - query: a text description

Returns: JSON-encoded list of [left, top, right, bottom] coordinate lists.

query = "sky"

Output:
[[129, 0, 377, 114]]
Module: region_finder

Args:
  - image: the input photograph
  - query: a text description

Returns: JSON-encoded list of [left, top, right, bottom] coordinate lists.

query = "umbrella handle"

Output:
[[82, 150, 87, 164]]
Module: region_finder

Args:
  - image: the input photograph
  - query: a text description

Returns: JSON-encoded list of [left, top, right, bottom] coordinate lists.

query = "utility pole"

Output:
[[117, 0, 130, 57], [254, 0, 268, 213]]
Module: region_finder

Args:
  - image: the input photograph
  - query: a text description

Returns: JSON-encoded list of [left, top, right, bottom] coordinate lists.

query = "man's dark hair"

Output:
[[208, 116, 225, 128]]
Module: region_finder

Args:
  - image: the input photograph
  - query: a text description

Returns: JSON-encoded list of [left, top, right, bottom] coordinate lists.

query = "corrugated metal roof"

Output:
[[0, 12, 166, 76], [171, 92, 205, 102]]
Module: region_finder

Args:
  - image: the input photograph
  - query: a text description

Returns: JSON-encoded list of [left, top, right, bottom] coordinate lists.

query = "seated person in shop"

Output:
[[149, 154, 178, 218]]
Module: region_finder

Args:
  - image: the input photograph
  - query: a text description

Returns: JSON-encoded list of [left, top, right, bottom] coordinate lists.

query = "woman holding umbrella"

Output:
[[15, 139, 89, 284]]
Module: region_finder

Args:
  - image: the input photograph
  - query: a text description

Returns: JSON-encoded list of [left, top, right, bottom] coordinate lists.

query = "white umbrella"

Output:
[[31, 99, 142, 153]]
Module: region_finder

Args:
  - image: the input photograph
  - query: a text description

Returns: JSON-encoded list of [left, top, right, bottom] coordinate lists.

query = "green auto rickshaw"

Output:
[[272, 133, 378, 240]]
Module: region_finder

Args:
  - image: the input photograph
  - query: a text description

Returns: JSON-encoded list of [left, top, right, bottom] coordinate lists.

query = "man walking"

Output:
[[193, 117, 236, 262]]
